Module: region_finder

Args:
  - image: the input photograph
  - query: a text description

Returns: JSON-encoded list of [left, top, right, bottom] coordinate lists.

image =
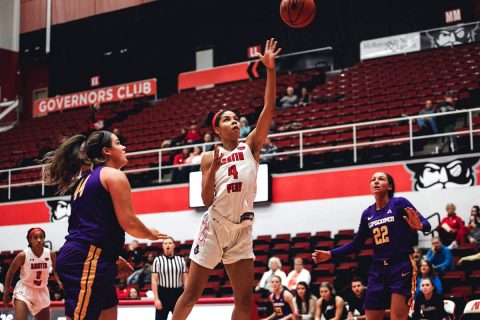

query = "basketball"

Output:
[[280, 0, 316, 28]]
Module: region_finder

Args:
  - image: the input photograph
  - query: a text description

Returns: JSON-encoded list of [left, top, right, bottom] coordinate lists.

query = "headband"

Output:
[[86, 131, 112, 159], [211, 110, 224, 133], [28, 228, 45, 239]]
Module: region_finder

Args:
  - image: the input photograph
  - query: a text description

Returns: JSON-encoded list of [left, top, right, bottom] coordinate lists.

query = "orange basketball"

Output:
[[280, 0, 316, 28]]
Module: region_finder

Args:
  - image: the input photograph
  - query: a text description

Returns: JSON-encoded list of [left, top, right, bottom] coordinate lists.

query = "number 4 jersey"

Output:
[[20, 247, 51, 288], [330, 197, 431, 261], [210, 142, 258, 230]]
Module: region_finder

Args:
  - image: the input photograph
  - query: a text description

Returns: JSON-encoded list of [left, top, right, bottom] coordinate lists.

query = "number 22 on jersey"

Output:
[[373, 225, 390, 245], [226, 165, 242, 193]]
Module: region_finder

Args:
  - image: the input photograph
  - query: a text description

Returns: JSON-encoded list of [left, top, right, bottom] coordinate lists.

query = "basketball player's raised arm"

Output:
[[246, 38, 281, 156], [2, 251, 25, 307], [201, 147, 221, 207], [103, 168, 167, 240]]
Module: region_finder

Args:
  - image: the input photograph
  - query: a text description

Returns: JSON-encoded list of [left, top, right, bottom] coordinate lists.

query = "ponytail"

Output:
[[42, 131, 112, 195]]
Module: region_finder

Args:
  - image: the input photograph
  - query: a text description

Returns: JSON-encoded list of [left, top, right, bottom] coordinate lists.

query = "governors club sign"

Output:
[[33, 78, 157, 116]]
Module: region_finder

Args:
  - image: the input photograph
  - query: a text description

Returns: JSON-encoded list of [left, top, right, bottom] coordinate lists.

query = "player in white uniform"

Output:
[[2, 228, 62, 320], [172, 38, 281, 320]]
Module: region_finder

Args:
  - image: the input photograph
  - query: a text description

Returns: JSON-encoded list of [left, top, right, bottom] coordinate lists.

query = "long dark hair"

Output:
[[42, 131, 112, 194], [295, 282, 313, 314], [420, 259, 437, 278]]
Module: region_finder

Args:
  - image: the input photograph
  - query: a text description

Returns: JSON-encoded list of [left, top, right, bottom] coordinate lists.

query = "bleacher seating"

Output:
[[1, 43, 479, 196]]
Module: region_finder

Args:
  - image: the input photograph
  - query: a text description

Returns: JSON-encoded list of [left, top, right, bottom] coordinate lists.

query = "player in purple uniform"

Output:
[[312, 172, 431, 320], [42, 130, 167, 320]]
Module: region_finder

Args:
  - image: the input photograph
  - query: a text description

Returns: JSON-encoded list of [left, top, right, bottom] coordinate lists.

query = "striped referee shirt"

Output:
[[152, 255, 187, 288]]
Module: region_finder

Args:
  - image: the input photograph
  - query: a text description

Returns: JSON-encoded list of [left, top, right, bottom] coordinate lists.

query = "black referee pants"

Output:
[[156, 286, 184, 320]]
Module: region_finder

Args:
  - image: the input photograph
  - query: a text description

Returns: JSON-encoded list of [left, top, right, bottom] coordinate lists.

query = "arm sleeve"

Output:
[[434, 248, 453, 271], [330, 212, 369, 257], [433, 276, 442, 294], [259, 271, 270, 288]]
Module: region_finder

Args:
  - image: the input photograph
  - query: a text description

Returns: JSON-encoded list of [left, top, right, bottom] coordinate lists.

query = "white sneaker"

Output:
[[448, 241, 458, 250]]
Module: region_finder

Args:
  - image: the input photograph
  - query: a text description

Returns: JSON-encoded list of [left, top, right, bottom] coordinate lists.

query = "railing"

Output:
[[1, 106, 479, 200], [423, 212, 442, 236]]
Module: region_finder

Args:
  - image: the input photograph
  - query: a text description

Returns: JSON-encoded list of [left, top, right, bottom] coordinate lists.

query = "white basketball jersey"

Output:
[[210, 142, 258, 229], [20, 247, 51, 288]]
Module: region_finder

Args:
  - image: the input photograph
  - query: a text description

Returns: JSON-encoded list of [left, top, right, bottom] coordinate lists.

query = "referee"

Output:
[[152, 236, 188, 320]]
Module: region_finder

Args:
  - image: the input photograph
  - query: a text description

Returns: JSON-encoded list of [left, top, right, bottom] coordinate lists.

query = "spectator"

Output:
[[412, 278, 448, 320], [426, 237, 454, 274], [262, 275, 296, 320], [127, 252, 154, 287], [185, 121, 202, 143], [172, 147, 191, 183], [346, 277, 366, 320], [315, 282, 347, 320], [297, 87, 311, 107], [435, 92, 457, 153], [52, 290, 64, 301], [458, 251, 480, 264], [128, 287, 141, 300], [413, 246, 422, 269], [467, 205, 480, 244], [279, 86, 298, 109], [417, 100, 438, 134], [112, 127, 126, 145], [185, 146, 203, 168], [293, 282, 317, 320], [239, 117, 251, 138], [256, 257, 287, 294], [415, 259, 442, 299], [171, 128, 187, 147], [125, 240, 143, 265], [438, 203, 468, 248], [286, 257, 311, 290], [260, 137, 278, 164], [202, 132, 214, 151], [116, 279, 129, 299], [88, 102, 104, 132]]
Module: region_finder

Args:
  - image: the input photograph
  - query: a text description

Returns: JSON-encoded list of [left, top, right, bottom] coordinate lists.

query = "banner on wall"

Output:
[[33, 78, 157, 117], [1, 153, 479, 227], [360, 21, 480, 60], [420, 22, 480, 49], [360, 33, 421, 60]]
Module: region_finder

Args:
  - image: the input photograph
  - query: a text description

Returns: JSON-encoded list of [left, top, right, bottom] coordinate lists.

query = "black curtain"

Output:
[[19, 0, 476, 98]]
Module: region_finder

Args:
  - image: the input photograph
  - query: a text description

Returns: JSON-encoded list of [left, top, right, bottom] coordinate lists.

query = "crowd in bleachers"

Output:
[[1, 202, 479, 318], [1, 43, 479, 197]]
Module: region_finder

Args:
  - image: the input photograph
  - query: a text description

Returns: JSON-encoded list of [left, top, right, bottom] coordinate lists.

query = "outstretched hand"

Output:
[[256, 38, 282, 70], [312, 250, 332, 264], [403, 207, 423, 231], [117, 256, 134, 278]]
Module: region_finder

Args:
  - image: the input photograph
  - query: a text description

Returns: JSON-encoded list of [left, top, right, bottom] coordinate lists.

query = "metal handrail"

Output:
[[423, 212, 442, 236], [1, 106, 479, 199]]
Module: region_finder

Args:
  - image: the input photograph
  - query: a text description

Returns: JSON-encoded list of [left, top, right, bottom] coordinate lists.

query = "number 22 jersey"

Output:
[[330, 197, 431, 260]]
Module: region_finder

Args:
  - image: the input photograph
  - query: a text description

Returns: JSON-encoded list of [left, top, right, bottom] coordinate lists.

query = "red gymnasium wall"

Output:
[[0, 153, 479, 251]]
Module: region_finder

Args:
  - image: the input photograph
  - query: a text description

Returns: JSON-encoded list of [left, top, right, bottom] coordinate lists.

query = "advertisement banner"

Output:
[[33, 79, 157, 117], [420, 22, 480, 49], [360, 33, 421, 60]]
